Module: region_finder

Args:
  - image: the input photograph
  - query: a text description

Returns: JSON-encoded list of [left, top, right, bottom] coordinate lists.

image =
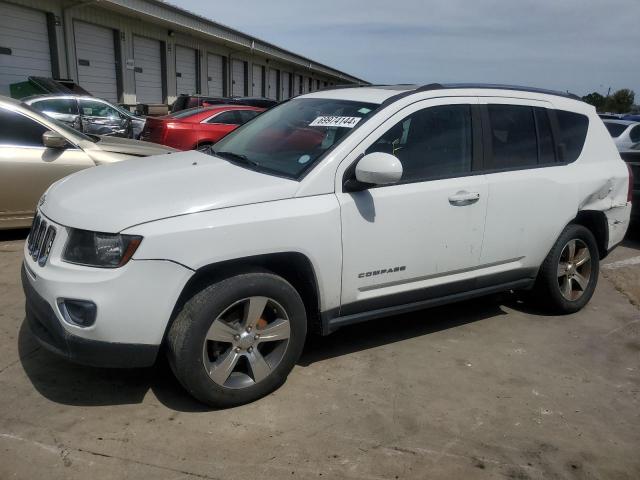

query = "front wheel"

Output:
[[532, 224, 600, 314], [166, 272, 307, 408]]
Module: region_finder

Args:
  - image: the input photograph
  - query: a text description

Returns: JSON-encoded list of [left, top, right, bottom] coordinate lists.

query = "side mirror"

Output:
[[355, 152, 403, 186], [42, 130, 68, 149]]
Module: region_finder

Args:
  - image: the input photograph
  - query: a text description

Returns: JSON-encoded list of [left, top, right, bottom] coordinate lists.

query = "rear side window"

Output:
[[0, 108, 47, 147], [629, 125, 640, 143], [32, 98, 78, 116], [604, 122, 627, 138], [237, 110, 259, 124], [534, 108, 556, 164], [487, 104, 538, 169], [209, 111, 240, 124], [556, 110, 589, 163]]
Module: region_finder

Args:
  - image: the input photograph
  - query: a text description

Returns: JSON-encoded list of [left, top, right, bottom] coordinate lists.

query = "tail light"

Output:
[[628, 163, 634, 203]]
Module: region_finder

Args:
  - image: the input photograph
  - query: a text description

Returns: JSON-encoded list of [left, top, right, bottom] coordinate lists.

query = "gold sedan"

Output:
[[0, 96, 175, 229]]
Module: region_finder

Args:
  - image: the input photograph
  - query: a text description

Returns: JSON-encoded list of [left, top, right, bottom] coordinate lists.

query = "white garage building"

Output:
[[0, 0, 366, 105]]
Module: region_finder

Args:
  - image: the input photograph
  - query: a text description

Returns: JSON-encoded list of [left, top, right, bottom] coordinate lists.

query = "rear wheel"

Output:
[[532, 224, 599, 313], [195, 142, 213, 153], [166, 272, 307, 408]]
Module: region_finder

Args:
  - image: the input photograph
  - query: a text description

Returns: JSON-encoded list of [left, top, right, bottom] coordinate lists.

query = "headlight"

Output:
[[62, 229, 142, 268]]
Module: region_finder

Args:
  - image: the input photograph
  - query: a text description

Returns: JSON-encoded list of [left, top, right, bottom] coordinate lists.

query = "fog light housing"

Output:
[[58, 299, 97, 327]]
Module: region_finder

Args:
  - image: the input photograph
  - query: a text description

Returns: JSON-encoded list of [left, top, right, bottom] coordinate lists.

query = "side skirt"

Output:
[[322, 275, 535, 335]]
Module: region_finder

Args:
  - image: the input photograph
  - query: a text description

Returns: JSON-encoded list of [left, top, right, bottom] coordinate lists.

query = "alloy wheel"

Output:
[[202, 296, 291, 389], [557, 239, 592, 301]]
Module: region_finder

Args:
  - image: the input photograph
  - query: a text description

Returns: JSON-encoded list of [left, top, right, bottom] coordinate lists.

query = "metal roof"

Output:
[[99, 0, 368, 85]]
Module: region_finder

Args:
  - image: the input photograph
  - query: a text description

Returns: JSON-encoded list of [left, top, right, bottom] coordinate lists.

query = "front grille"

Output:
[[27, 213, 56, 267]]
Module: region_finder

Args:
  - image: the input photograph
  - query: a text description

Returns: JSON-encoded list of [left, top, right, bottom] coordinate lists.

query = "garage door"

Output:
[[281, 72, 291, 100], [74, 22, 118, 102], [267, 69, 278, 100], [0, 3, 52, 96], [252, 64, 263, 97], [231, 59, 246, 96], [293, 74, 301, 96], [175, 45, 197, 95], [207, 53, 224, 96], [133, 36, 162, 104]]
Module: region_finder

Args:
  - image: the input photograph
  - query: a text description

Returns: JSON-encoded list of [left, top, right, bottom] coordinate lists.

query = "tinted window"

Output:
[[366, 104, 472, 182], [32, 98, 78, 115], [629, 125, 640, 143], [0, 108, 47, 147], [210, 111, 240, 124], [534, 108, 556, 164], [604, 122, 627, 138], [237, 110, 259, 124], [488, 105, 538, 169], [556, 110, 589, 163], [80, 100, 120, 118]]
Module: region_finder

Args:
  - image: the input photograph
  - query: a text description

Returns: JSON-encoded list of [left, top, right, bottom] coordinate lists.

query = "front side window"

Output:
[[211, 98, 378, 178], [80, 100, 120, 118], [32, 98, 78, 116], [488, 104, 538, 169], [366, 104, 473, 182], [0, 108, 47, 147]]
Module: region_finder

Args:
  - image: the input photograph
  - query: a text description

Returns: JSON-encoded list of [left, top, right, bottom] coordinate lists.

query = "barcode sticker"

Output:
[[309, 116, 362, 128]]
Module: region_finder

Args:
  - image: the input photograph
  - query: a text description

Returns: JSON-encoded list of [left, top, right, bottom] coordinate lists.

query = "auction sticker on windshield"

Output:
[[309, 116, 362, 128]]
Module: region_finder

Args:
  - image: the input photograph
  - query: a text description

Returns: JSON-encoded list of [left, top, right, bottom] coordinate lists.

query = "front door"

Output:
[[336, 98, 488, 314], [78, 99, 128, 137]]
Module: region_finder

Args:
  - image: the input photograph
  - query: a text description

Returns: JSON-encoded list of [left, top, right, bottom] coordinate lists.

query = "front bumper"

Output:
[[23, 264, 158, 368]]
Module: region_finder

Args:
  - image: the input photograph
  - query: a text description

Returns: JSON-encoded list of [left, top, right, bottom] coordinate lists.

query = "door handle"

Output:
[[448, 191, 480, 206]]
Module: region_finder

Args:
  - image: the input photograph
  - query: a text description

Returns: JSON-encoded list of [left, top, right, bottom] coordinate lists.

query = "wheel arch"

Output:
[[163, 252, 322, 344], [571, 209, 609, 259]]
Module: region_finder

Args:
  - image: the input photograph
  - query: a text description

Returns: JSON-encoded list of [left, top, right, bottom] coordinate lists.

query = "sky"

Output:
[[173, 0, 640, 98]]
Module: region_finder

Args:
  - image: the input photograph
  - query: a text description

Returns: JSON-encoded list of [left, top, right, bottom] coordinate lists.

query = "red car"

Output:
[[140, 105, 264, 151]]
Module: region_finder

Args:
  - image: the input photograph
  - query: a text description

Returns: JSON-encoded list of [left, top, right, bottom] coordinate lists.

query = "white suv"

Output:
[[22, 84, 633, 407]]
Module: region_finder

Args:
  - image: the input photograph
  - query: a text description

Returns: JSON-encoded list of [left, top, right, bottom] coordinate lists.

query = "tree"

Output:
[[603, 89, 635, 113], [582, 92, 605, 111]]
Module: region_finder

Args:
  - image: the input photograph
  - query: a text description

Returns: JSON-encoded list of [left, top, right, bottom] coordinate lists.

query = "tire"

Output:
[[195, 142, 213, 153], [166, 271, 307, 408], [532, 224, 600, 314]]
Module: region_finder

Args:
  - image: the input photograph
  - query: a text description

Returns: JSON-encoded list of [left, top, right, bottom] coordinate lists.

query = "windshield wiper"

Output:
[[213, 150, 260, 168]]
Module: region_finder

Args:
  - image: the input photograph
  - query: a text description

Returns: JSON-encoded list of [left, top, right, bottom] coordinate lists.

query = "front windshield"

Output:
[[211, 98, 379, 178], [21, 102, 97, 143]]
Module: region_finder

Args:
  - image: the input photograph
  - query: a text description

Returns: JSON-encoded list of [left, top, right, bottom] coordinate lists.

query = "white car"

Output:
[[603, 119, 640, 151], [22, 84, 632, 407]]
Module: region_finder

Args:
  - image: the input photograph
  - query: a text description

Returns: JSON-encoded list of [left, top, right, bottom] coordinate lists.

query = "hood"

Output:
[[41, 151, 300, 232], [87, 135, 175, 157]]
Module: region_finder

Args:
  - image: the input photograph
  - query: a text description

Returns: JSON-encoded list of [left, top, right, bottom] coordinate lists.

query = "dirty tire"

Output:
[[532, 224, 599, 314], [166, 271, 307, 408]]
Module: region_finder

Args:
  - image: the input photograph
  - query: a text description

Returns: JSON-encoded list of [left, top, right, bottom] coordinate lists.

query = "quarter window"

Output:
[[487, 105, 538, 169], [0, 108, 48, 147], [555, 110, 589, 163], [366, 104, 473, 182]]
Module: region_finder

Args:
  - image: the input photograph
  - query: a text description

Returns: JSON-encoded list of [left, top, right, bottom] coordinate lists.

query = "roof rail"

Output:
[[419, 83, 583, 101]]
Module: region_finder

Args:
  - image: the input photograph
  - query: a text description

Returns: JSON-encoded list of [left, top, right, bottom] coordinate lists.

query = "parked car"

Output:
[[598, 113, 622, 120], [24, 95, 147, 139], [22, 84, 632, 407], [171, 94, 277, 112], [602, 119, 640, 151], [0, 95, 174, 230], [140, 105, 264, 151], [622, 114, 640, 122]]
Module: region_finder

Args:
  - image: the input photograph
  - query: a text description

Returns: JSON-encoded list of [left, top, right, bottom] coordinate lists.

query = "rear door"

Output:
[[478, 98, 576, 272], [0, 107, 94, 226], [74, 21, 118, 103]]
